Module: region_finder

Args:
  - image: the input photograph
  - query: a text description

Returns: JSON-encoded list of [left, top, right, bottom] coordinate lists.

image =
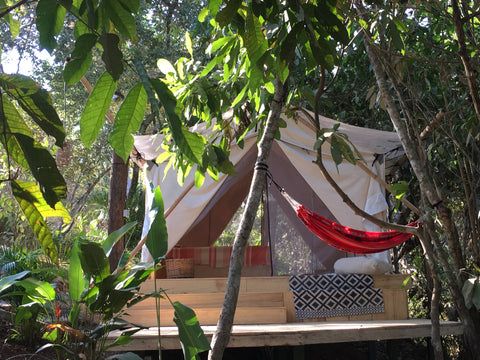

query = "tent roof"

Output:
[[133, 110, 403, 164]]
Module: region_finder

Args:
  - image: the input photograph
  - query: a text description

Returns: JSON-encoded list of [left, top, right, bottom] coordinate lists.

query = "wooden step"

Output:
[[131, 292, 285, 309], [141, 276, 290, 294], [122, 306, 288, 327]]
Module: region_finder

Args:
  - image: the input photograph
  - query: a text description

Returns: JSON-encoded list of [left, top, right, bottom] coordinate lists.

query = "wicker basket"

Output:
[[165, 258, 194, 278]]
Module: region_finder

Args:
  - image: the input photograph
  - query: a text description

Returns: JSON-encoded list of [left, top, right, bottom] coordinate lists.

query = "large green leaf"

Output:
[[0, 271, 30, 293], [243, 9, 268, 63], [102, 221, 137, 257], [0, 74, 65, 146], [0, 98, 66, 204], [145, 186, 168, 261], [64, 34, 97, 85], [173, 302, 210, 360], [69, 240, 86, 302], [181, 128, 206, 165], [103, 0, 137, 41], [16, 278, 56, 302], [215, 0, 242, 27], [99, 33, 125, 81], [0, 94, 32, 136], [109, 83, 147, 161], [118, 0, 140, 13], [15, 133, 67, 206], [11, 180, 71, 263], [80, 72, 116, 147], [36, 0, 67, 52], [280, 22, 304, 64], [78, 241, 110, 281], [150, 79, 205, 164]]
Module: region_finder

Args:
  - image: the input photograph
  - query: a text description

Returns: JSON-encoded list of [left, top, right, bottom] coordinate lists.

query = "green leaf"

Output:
[[387, 20, 404, 51], [215, 0, 242, 27], [185, 31, 193, 57], [330, 135, 343, 167], [118, 0, 140, 13], [390, 181, 409, 200], [198, 7, 209, 22], [157, 58, 176, 75], [8, 17, 20, 39], [280, 22, 303, 64], [80, 72, 116, 147], [0, 74, 65, 146], [64, 34, 97, 85], [208, 0, 221, 16], [1, 96, 66, 203], [194, 169, 205, 188], [0, 271, 30, 293], [109, 83, 147, 161], [78, 241, 110, 281], [0, 94, 32, 137], [102, 221, 137, 257], [103, 0, 137, 41], [14, 133, 67, 206], [231, 83, 248, 107], [150, 79, 205, 164], [17, 278, 55, 302], [69, 240, 86, 302], [99, 33, 125, 81], [243, 9, 268, 64], [106, 328, 141, 349], [11, 181, 71, 262], [36, 0, 66, 52], [182, 128, 206, 164], [146, 186, 168, 261], [173, 302, 210, 360]]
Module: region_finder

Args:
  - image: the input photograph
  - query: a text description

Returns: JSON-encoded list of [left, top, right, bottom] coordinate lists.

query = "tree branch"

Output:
[[0, 0, 30, 19], [451, 0, 480, 122]]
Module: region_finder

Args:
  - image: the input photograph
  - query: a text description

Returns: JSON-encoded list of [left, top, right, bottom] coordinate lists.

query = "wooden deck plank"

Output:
[[122, 307, 287, 327], [130, 292, 285, 309], [107, 320, 463, 351]]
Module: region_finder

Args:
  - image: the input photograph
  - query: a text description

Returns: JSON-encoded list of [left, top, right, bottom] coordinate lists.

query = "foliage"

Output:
[[0, 218, 208, 359]]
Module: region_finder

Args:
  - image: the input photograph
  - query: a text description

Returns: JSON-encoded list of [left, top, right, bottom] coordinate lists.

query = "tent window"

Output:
[[214, 198, 263, 247]]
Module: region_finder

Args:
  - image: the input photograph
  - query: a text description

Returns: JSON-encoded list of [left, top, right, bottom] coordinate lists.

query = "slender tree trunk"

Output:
[[208, 79, 287, 360], [451, 0, 480, 122], [359, 23, 480, 359], [108, 153, 128, 270], [419, 230, 444, 360]]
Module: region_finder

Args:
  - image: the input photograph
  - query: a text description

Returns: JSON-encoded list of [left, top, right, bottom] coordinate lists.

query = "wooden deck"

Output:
[[107, 320, 463, 351], [123, 275, 410, 327]]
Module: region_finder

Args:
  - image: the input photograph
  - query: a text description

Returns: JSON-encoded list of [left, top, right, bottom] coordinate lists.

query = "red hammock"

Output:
[[282, 193, 417, 254]]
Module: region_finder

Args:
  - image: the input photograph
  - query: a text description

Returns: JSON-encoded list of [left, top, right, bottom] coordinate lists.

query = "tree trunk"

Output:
[[359, 24, 480, 360], [108, 152, 129, 270], [419, 230, 444, 360], [451, 0, 480, 122], [208, 79, 287, 360]]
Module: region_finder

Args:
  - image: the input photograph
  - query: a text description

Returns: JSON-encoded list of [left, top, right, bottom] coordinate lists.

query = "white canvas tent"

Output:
[[133, 110, 403, 273]]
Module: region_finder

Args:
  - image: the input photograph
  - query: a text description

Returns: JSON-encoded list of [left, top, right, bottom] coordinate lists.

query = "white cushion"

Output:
[[334, 256, 391, 275]]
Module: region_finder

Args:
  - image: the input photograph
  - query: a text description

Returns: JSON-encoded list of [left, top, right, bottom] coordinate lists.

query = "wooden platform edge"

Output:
[[107, 320, 464, 352]]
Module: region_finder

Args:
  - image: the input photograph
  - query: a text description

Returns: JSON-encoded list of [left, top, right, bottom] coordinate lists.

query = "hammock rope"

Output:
[[265, 171, 417, 254]]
